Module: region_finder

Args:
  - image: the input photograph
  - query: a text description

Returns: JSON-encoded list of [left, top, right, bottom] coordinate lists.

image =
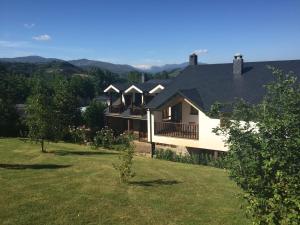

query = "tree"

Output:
[[127, 71, 142, 83], [83, 100, 106, 133], [53, 78, 81, 138], [214, 68, 300, 225], [25, 79, 56, 152], [0, 99, 20, 136]]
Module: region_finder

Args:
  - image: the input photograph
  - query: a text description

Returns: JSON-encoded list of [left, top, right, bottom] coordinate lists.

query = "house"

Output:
[[104, 54, 300, 156], [103, 77, 171, 141]]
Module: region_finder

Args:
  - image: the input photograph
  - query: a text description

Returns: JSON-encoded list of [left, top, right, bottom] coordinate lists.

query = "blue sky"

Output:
[[1, 0, 300, 67]]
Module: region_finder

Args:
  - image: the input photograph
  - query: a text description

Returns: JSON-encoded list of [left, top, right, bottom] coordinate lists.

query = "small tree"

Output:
[[214, 68, 300, 225], [53, 78, 80, 138], [113, 133, 135, 183], [25, 79, 56, 152], [83, 100, 106, 133]]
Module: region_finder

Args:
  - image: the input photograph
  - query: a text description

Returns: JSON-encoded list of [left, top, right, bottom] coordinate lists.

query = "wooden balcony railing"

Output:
[[109, 104, 124, 114], [154, 122, 199, 140], [130, 106, 146, 116]]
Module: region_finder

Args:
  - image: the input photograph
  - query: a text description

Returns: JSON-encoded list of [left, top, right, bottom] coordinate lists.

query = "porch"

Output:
[[154, 121, 199, 140], [151, 96, 200, 140]]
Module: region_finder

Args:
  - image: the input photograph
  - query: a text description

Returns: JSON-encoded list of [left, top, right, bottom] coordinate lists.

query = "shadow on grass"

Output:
[[0, 163, 72, 170], [129, 179, 181, 187], [50, 150, 118, 156]]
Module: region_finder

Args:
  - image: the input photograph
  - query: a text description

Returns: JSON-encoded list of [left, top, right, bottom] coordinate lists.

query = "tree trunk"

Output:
[[41, 139, 45, 153]]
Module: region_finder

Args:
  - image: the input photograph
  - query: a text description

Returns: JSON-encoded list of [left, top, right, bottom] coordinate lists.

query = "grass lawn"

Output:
[[0, 138, 250, 225]]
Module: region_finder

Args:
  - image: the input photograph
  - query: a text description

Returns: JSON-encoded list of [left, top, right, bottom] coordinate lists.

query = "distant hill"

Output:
[[69, 59, 136, 75], [0, 55, 200, 76], [135, 62, 189, 73], [0, 56, 63, 64], [0, 60, 84, 77]]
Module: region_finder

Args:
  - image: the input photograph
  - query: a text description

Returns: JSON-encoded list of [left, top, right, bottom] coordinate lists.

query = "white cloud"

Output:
[[33, 34, 51, 41], [24, 23, 35, 29], [192, 49, 208, 55]]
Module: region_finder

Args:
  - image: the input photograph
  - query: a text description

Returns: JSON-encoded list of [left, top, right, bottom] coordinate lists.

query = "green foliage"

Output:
[[69, 76, 95, 100], [113, 134, 135, 183], [87, 68, 120, 95], [127, 71, 142, 83], [68, 127, 89, 144], [93, 127, 115, 149], [155, 148, 228, 169], [213, 68, 300, 225], [25, 79, 57, 152], [83, 100, 106, 133], [0, 99, 20, 136], [53, 78, 81, 138]]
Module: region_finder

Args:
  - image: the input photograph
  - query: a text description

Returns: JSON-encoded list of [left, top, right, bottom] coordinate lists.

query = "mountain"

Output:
[[0, 56, 137, 76], [0, 60, 84, 77], [0, 56, 62, 64], [136, 62, 189, 73], [0, 56, 198, 75], [69, 59, 136, 75]]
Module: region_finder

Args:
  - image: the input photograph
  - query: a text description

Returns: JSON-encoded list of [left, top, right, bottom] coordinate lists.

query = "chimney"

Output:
[[233, 53, 243, 76], [189, 53, 198, 66]]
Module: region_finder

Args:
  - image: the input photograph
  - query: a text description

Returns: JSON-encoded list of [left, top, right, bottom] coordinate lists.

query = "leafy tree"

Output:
[[53, 78, 81, 138], [69, 76, 95, 100], [83, 100, 106, 133], [87, 68, 120, 95], [127, 71, 142, 83], [0, 99, 20, 136], [25, 79, 56, 152], [214, 68, 300, 225]]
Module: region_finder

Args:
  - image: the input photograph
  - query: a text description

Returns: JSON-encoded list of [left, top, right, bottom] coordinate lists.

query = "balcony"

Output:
[[154, 122, 199, 140], [130, 105, 146, 116], [109, 104, 124, 114]]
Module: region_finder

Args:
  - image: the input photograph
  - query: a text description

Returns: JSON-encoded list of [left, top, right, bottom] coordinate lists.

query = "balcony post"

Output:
[[109, 92, 112, 112]]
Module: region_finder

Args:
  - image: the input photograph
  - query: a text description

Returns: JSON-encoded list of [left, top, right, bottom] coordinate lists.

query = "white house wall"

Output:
[[197, 110, 227, 151], [181, 100, 198, 124], [147, 101, 228, 152]]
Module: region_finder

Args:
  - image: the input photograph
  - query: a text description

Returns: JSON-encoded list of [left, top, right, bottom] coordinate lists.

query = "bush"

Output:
[[115, 131, 134, 148], [213, 68, 300, 224], [93, 126, 114, 149], [113, 136, 135, 183], [65, 127, 91, 144]]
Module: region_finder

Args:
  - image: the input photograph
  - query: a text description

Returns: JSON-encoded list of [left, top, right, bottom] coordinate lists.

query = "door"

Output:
[[171, 103, 182, 122]]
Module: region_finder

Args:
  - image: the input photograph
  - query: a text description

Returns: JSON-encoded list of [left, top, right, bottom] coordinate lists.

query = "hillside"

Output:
[[0, 138, 250, 225], [69, 59, 137, 75], [0, 61, 84, 77], [0, 56, 63, 64], [0, 56, 191, 75]]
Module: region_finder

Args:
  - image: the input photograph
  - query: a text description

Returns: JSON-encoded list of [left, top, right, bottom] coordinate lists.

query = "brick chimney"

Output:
[[189, 53, 198, 66], [233, 53, 243, 76]]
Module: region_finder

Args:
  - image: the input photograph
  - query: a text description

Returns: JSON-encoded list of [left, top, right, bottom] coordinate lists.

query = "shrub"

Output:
[[113, 137, 135, 183], [115, 131, 134, 149], [213, 68, 300, 224], [67, 126, 91, 144], [93, 126, 114, 149]]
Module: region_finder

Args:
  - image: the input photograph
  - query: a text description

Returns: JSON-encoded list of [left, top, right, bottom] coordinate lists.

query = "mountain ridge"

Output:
[[0, 56, 190, 74]]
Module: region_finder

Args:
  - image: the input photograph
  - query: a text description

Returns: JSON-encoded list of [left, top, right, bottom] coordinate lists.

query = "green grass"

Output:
[[0, 138, 250, 225]]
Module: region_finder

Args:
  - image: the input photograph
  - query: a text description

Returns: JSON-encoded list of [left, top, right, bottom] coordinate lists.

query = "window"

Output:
[[162, 107, 171, 120], [190, 106, 198, 115]]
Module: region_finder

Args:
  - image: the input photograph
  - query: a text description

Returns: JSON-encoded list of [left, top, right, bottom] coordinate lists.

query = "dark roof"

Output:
[[147, 60, 300, 111], [109, 79, 170, 93], [110, 83, 130, 92]]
